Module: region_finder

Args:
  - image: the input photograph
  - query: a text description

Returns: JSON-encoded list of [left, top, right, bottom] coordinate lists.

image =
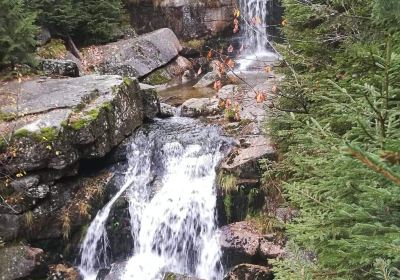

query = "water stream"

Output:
[[78, 118, 233, 280], [238, 0, 279, 71]]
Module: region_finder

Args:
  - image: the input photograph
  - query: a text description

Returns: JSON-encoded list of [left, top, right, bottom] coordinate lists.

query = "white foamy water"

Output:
[[79, 118, 230, 280], [238, 0, 279, 71]]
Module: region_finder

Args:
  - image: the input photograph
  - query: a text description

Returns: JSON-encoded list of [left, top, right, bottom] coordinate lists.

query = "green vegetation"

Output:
[[223, 194, 233, 223], [13, 128, 30, 138], [26, 0, 124, 45], [183, 38, 205, 50], [0, 0, 37, 69], [143, 69, 171, 85], [164, 273, 177, 280], [269, 0, 400, 279], [36, 39, 67, 59], [34, 127, 59, 142], [69, 107, 103, 130], [218, 172, 238, 194]]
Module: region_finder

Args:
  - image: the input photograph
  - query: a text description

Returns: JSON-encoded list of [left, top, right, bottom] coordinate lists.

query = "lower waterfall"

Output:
[[78, 117, 232, 280]]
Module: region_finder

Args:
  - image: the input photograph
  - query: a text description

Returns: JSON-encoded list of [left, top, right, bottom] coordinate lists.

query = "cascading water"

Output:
[[238, 0, 279, 71], [240, 0, 270, 54], [79, 117, 233, 280]]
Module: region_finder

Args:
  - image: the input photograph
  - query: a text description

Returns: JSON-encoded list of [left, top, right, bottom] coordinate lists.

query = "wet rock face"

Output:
[[219, 221, 284, 269], [0, 245, 45, 280], [223, 264, 273, 280], [126, 0, 234, 40], [82, 29, 182, 79]]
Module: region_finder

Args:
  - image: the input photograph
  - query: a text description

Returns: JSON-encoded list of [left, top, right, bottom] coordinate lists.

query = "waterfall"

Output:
[[238, 0, 278, 71], [240, 0, 270, 54], [79, 117, 231, 280], [78, 138, 153, 280]]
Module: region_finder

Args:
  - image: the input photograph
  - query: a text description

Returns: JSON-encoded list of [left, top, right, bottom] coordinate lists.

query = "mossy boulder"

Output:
[[0, 75, 160, 244]]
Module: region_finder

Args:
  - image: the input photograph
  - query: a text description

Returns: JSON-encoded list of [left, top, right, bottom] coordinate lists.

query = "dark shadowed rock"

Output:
[[223, 264, 273, 280], [83, 29, 182, 78], [48, 264, 81, 280], [220, 221, 262, 267], [0, 214, 20, 241], [0, 245, 45, 280], [39, 59, 80, 77], [219, 221, 284, 268], [37, 27, 51, 46]]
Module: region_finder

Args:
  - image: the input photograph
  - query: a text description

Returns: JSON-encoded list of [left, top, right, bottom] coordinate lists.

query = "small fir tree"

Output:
[[0, 0, 37, 69]]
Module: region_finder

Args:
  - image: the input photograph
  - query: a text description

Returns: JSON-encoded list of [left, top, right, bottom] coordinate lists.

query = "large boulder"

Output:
[[0, 75, 159, 243], [0, 245, 45, 280], [219, 136, 276, 179], [193, 72, 218, 88], [39, 59, 80, 77], [223, 264, 273, 280], [0, 75, 158, 176], [82, 28, 182, 78], [180, 98, 221, 118], [126, 0, 234, 39]]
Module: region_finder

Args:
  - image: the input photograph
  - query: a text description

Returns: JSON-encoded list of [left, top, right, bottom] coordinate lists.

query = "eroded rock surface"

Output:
[[180, 98, 221, 118], [223, 264, 273, 280], [0, 75, 159, 244], [219, 221, 284, 268], [39, 59, 80, 77], [0, 245, 45, 280], [82, 28, 182, 78], [127, 0, 234, 39]]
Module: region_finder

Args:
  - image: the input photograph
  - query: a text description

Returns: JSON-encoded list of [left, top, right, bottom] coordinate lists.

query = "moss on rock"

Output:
[[143, 69, 171, 85], [36, 39, 67, 59]]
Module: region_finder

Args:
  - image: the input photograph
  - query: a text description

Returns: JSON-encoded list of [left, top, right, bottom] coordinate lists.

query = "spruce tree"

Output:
[[79, 0, 124, 44], [0, 0, 37, 69], [27, 0, 124, 45], [265, 0, 400, 279]]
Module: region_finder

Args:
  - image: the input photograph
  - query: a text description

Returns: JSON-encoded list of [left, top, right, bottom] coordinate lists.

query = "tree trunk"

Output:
[[67, 35, 81, 60]]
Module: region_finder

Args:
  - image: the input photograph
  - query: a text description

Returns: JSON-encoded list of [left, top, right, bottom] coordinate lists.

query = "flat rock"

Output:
[[0, 245, 45, 280], [1, 75, 124, 115], [180, 98, 221, 118], [193, 72, 217, 88], [220, 136, 276, 179], [83, 28, 182, 78], [216, 84, 269, 122]]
